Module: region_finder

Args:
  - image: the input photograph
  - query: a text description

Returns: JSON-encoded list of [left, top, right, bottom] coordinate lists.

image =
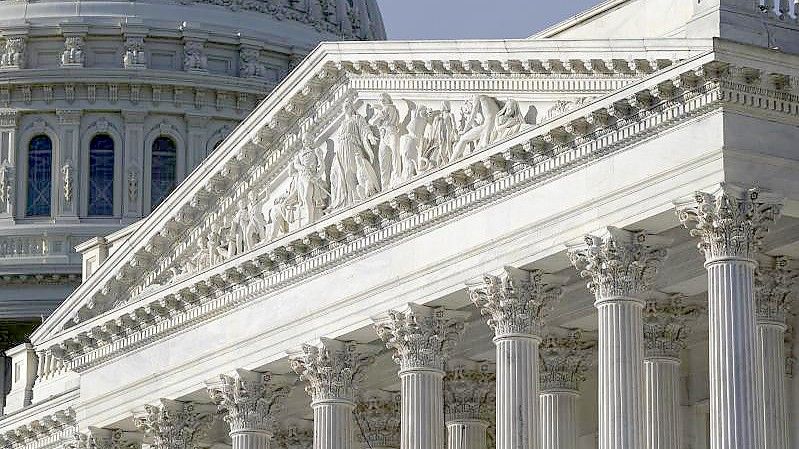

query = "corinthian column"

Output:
[[207, 370, 292, 449], [755, 257, 795, 449], [677, 185, 782, 449], [569, 227, 667, 449], [468, 267, 562, 449], [374, 303, 468, 449], [290, 338, 373, 449], [643, 295, 702, 449], [443, 359, 495, 449], [539, 331, 596, 449], [134, 399, 215, 449], [354, 391, 401, 449]]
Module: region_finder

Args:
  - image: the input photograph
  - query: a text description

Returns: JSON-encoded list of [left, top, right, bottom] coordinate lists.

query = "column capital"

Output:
[[69, 428, 141, 449], [133, 400, 214, 449], [755, 256, 796, 325], [273, 422, 313, 449], [643, 295, 703, 359], [568, 227, 667, 300], [206, 369, 292, 434], [468, 266, 562, 339], [0, 110, 18, 128], [354, 391, 401, 449], [540, 330, 596, 392], [676, 184, 782, 263], [289, 338, 373, 404], [374, 303, 467, 372], [443, 359, 495, 423]]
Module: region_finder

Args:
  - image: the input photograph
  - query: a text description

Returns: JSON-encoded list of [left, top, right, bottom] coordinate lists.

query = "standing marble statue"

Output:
[[285, 133, 328, 227], [329, 99, 379, 210], [227, 199, 249, 256], [245, 190, 268, 249], [396, 105, 430, 185], [371, 93, 401, 189], [424, 100, 459, 168], [450, 94, 502, 162]]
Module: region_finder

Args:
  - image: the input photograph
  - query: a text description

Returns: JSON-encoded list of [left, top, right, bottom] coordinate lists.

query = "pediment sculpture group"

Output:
[[179, 93, 527, 275]]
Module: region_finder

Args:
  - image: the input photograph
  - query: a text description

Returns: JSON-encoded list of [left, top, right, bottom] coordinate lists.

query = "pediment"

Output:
[[30, 37, 716, 349]]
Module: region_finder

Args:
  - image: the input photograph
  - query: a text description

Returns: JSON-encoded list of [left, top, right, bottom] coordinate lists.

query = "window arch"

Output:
[[26, 135, 53, 217], [150, 136, 177, 211], [88, 134, 115, 216]]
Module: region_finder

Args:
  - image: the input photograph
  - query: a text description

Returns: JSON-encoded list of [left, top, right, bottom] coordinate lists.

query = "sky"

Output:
[[376, 0, 608, 40]]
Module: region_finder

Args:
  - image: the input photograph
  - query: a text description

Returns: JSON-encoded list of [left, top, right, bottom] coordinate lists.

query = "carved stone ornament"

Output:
[[133, 400, 214, 449], [568, 227, 667, 300], [128, 168, 140, 203], [468, 266, 562, 338], [539, 330, 596, 392], [755, 256, 796, 325], [643, 295, 703, 359], [676, 184, 782, 262], [289, 338, 373, 404], [69, 429, 140, 449], [61, 36, 85, 67], [0, 161, 15, 214], [354, 391, 401, 448], [123, 37, 146, 68], [0, 36, 26, 68], [374, 303, 467, 372], [62, 161, 74, 203], [443, 359, 495, 422], [206, 369, 292, 433], [183, 41, 208, 72], [272, 422, 313, 449]]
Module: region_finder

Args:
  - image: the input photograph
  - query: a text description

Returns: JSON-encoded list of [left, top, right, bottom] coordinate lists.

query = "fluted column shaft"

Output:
[[495, 334, 540, 449], [758, 319, 789, 449], [644, 356, 681, 449], [707, 259, 761, 449], [540, 389, 579, 449], [596, 296, 646, 449], [400, 368, 445, 449], [313, 400, 354, 449], [446, 419, 488, 449], [231, 430, 272, 449]]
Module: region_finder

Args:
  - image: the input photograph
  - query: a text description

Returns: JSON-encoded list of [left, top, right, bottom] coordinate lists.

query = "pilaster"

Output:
[[374, 303, 467, 449], [122, 111, 146, 219], [0, 110, 18, 222], [569, 227, 667, 449], [539, 331, 596, 449], [207, 370, 292, 449], [55, 109, 82, 221], [443, 359, 495, 449], [134, 399, 214, 449], [677, 184, 782, 449], [290, 338, 374, 449], [186, 114, 210, 170], [469, 266, 562, 449], [755, 256, 796, 449]]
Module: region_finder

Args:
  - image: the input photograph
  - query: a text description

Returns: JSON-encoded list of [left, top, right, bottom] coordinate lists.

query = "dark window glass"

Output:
[[26, 135, 52, 217], [88, 135, 115, 216], [151, 136, 177, 211]]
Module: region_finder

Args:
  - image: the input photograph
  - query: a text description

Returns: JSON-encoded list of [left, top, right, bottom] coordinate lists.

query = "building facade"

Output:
[[0, 0, 386, 325], [1, 1, 799, 449]]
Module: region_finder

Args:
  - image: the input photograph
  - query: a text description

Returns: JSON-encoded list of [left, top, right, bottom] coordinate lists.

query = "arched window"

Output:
[[26, 135, 53, 217], [88, 134, 115, 216], [150, 136, 177, 211]]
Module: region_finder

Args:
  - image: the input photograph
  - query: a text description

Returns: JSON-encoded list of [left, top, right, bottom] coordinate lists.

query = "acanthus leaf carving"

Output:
[[443, 359, 495, 422], [643, 295, 703, 359], [539, 330, 596, 391], [133, 400, 214, 449], [206, 369, 293, 433], [290, 338, 374, 403], [755, 256, 796, 325], [354, 391, 401, 448]]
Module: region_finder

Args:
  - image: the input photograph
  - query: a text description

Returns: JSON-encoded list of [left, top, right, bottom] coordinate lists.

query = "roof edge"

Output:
[[530, 0, 632, 39]]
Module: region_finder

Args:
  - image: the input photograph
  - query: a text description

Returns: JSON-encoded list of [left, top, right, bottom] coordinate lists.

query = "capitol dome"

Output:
[[0, 0, 385, 324]]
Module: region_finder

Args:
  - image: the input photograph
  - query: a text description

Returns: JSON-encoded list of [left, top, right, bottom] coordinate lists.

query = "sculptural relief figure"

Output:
[[183, 41, 208, 72], [61, 37, 84, 66], [227, 199, 250, 256], [371, 93, 401, 189], [490, 99, 524, 142], [244, 190, 269, 249], [263, 189, 291, 239], [0, 37, 25, 68], [123, 37, 146, 68], [395, 105, 430, 185], [239, 48, 264, 78], [450, 94, 502, 162], [61, 161, 73, 203], [328, 99, 379, 210], [285, 133, 328, 227], [423, 100, 459, 169], [0, 161, 14, 214], [205, 224, 228, 266]]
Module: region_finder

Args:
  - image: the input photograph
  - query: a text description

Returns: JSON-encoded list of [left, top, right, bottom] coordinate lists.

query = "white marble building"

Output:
[[0, 0, 385, 321], [2, 0, 799, 449]]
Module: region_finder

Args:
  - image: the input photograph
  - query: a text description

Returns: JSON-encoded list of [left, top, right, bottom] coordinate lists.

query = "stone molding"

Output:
[[289, 338, 373, 404], [0, 408, 76, 449], [133, 400, 214, 449], [755, 256, 796, 325], [443, 359, 495, 423], [676, 184, 783, 263], [643, 295, 703, 359], [539, 330, 596, 392], [206, 369, 292, 433], [374, 303, 467, 372], [569, 227, 668, 300], [40, 52, 799, 372], [468, 266, 562, 338]]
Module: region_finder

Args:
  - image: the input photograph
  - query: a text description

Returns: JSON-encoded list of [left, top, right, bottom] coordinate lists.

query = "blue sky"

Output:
[[376, 0, 607, 40]]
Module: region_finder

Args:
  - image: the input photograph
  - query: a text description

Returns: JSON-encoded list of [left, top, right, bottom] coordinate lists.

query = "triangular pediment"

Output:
[[31, 37, 716, 348]]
